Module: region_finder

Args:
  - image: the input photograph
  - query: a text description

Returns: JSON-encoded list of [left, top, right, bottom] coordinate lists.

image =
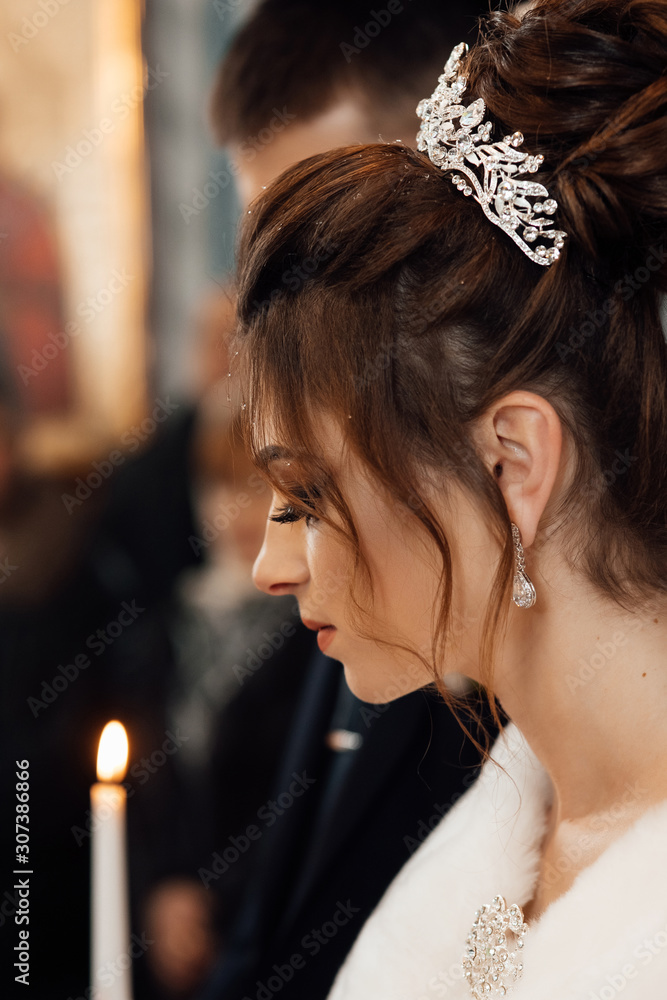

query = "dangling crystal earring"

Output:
[[511, 522, 536, 608]]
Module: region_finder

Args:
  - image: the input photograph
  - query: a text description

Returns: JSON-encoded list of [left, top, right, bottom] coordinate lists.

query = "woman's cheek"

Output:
[[305, 527, 351, 610]]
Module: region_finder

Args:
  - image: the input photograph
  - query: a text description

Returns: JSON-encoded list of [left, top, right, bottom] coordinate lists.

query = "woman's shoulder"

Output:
[[327, 723, 552, 999], [328, 729, 667, 1000]]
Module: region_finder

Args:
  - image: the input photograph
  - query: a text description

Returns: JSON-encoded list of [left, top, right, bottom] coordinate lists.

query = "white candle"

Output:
[[91, 721, 132, 1000]]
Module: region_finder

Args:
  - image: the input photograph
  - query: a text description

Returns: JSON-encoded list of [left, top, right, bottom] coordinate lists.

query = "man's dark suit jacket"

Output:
[[199, 649, 491, 1000]]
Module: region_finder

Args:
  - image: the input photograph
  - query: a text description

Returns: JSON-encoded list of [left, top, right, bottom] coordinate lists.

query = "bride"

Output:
[[230, 0, 667, 995]]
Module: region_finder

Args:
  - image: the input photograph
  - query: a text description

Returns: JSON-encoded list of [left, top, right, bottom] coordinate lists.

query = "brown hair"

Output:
[[232, 0, 667, 725], [210, 0, 487, 144]]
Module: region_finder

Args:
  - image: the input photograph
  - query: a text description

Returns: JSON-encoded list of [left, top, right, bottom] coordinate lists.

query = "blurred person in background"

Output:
[[139, 386, 318, 1000], [0, 170, 72, 416]]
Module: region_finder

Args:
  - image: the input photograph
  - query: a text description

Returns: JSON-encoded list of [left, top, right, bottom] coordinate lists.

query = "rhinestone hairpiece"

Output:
[[416, 43, 567, 266]]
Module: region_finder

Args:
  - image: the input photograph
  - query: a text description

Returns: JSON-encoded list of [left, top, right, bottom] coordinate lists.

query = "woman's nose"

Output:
[[252, 518, 310, 595]]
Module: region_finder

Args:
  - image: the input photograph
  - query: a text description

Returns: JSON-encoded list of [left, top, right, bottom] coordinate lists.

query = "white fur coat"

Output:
[[327, 724, 667, 1000]]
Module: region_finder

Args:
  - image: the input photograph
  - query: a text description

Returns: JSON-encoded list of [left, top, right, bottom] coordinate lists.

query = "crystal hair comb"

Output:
[[416, 42, 567, 266]]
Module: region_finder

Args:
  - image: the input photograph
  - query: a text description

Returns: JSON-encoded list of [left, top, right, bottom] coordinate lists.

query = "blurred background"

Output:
[[0, 0, 240, 465], [0, 3, 254, 996]]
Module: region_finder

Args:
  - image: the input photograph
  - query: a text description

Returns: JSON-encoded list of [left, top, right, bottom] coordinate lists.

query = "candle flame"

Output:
[[96, 721, 129, 782]]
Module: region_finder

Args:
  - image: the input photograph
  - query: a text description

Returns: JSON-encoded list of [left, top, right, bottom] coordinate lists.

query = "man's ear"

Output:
[[474, 390, 562, 547]]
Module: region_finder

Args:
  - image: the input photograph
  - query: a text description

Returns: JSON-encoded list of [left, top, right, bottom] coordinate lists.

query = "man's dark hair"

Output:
[[210, 0, 494, 144]]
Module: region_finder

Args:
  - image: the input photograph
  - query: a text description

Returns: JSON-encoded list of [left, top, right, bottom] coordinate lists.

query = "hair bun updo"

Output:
[[467, 0, 667, 276]]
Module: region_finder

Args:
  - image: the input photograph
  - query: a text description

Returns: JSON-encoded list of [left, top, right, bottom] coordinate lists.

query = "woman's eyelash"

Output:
[[269, 485, 321, 526], [269, 505, 315, 525]]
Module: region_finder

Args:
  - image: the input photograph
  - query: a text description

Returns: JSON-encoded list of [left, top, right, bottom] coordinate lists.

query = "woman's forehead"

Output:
[[254, 411, 349, 470]]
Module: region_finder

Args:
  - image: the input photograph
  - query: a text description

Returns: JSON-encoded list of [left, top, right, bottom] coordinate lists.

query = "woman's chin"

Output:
[[341, 661, 430, 705]]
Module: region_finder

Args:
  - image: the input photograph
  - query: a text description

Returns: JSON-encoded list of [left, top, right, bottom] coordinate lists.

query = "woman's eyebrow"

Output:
[[256, 444, 334, 486], [256, 445, 294, 469]]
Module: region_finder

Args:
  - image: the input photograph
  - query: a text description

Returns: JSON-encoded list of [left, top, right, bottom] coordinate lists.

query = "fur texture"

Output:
[[327, 725, 667, 1000]]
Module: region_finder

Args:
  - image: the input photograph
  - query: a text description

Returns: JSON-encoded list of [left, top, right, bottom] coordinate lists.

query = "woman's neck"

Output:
[[496, 566, 667, 822], [488, 567, 667, 922]]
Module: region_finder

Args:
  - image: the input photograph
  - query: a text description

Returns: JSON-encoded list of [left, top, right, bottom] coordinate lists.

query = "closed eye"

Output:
[[269, 485, 321, 526], [269, 505, 315, 526]]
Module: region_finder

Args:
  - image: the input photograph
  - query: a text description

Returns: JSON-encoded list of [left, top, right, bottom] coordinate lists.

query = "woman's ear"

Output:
[[474, 391, 563, 547]]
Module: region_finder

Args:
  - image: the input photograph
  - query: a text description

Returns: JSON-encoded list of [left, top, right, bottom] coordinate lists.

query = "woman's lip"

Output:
[[302, 619, 337, 654], [315, 625, 336, 653], [302, 619, 335, 631]]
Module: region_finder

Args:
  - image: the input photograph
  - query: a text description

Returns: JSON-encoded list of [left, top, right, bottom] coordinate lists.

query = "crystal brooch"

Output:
[[462, 895, 529, 998]]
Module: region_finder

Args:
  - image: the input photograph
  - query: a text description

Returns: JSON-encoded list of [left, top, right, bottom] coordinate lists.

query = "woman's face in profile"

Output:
[[252, 413, 497, 703]]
